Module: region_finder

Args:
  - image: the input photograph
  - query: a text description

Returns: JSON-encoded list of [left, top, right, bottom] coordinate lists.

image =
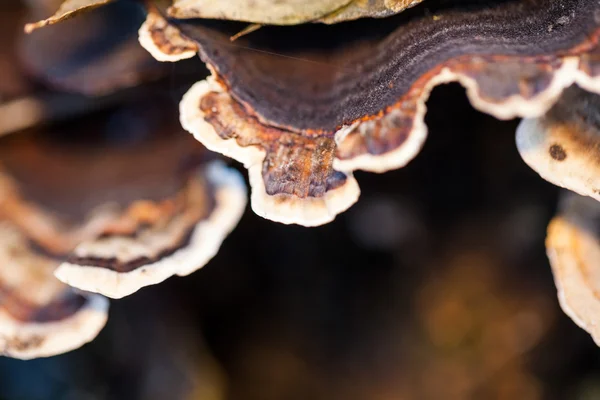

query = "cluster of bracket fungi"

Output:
[[2, 0, 600, 358]]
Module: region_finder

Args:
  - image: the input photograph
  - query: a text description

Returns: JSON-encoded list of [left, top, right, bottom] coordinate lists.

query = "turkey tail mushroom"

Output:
[[149, 0, 600, 226], [54, 161, 247, 299], [517, 86, 600, 202], [0, 222, 108, 359], [546, 193, 600, 346], [0, 108, 246, 299]]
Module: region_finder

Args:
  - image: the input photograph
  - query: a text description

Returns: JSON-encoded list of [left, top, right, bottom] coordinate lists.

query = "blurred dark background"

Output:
[[2, 1, 600, 399]]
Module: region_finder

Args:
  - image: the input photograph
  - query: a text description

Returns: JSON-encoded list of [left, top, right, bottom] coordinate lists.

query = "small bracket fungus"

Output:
[[138, 7, 198, 62], [22, 0, 163, 96], [0, 122, 246, 299], [546, 193, 600, 346], [54, 161, 246, 299], [24, 0, 114, 33], [137, 0, 600, 226], [0, 223, 108, 359], [517, 86, 600, 202], [167, 0, 424, 25]]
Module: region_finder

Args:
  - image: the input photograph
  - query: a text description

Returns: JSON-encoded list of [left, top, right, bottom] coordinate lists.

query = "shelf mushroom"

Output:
[[25, 0, 424, 29], [0, 118, 246, 299], [136, 0, 600, 226], [0, 222, 108, 359], [22, 0, 164, 96], [26, 0, 600, 227], [167, 0, 424, 25], [546, 193, 600, 345], [520, 87, 600, 344], [517, 86, 600, 202]]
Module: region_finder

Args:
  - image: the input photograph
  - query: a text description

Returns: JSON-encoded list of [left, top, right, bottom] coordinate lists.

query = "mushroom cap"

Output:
[[546, 193, 600, 346], [21, 0, 164, 95], [167, 0, 424, 25], [0, 107, 247, 298], [517, 86, 600, 202], [54, 160, 247, 299], [142, 0, 600, 226], [138, 7, 198, 63], [0, 222, 108, 359], [24, 0, 114, 33]]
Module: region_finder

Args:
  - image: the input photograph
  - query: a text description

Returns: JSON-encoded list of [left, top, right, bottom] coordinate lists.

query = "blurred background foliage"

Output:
[[2, 1, 600, 399]]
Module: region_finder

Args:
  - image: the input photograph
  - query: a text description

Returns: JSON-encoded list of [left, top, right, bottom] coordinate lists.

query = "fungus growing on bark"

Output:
[[0, 223, 108, 359], [0, 115, 246, 299], [546, 194, 600, 345], [139, 0, 600, 225], [517, 86, 600, 202]]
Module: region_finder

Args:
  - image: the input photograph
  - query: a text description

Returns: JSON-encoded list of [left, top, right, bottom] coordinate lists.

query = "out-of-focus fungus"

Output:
[[0, 124, 246, 299], [24, 0, 114, 33], [517, 86, 600, 202], [546, 194, 600, 345], [22, 0, 163, 96], [0, 222, 108, 359], [167, 0, 424, 25]]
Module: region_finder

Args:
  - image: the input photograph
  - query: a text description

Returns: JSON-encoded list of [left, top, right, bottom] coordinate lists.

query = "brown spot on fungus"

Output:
[[549, 144, 567, 161]]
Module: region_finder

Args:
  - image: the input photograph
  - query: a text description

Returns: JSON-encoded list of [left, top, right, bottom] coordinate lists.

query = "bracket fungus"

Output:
[[0, 222, 108, 359], [546, 194, 600, 345], [517, 86, 600, 202], [133, 0, 600, 225], [167, 0, 424, 25], [22, 0, 164, 96], [0, 119, 246, 299]]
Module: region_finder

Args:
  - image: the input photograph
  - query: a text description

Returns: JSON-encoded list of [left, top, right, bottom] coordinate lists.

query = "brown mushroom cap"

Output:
[[142, 0, 600, 226], [0, 109, 246, 298], [0, 222, 108, 359], [546, 193, 600, 345], [517, 86, 600, 202], [180, 77, 360, 226]]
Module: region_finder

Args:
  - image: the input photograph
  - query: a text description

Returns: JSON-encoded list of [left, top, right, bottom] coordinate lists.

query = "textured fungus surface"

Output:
[[0, 222, 108, 359], [546, 194, 600, 346], [0, 122, 246, 299], [156, 0, 600, 225], [517, 87, 600, 202]]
